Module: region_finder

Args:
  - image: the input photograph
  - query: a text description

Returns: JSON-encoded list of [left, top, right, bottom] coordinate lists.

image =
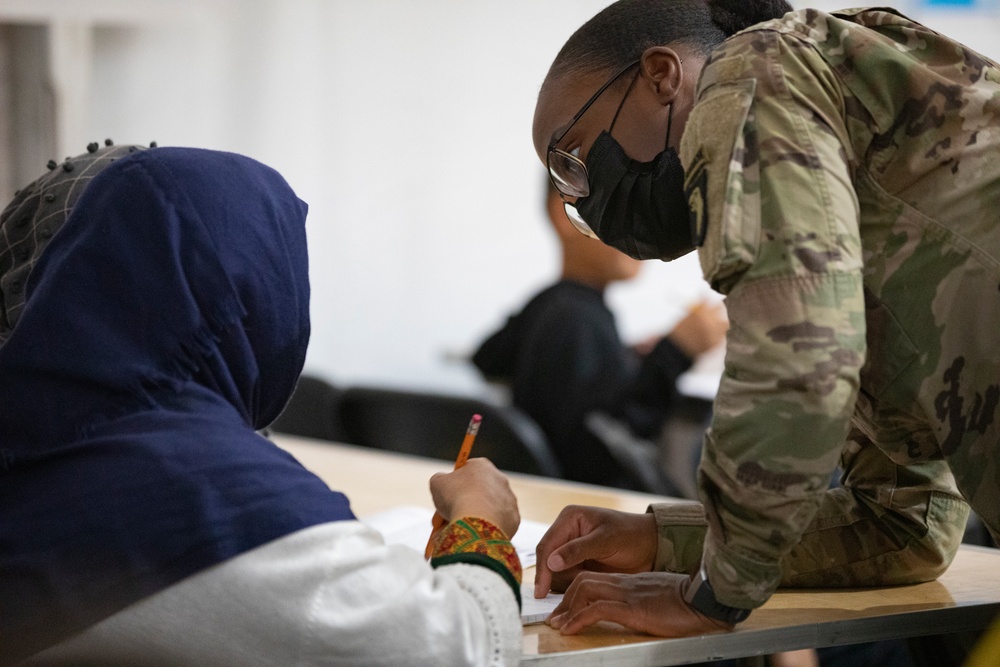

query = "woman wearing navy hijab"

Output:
[[0, 145, 522, 666]]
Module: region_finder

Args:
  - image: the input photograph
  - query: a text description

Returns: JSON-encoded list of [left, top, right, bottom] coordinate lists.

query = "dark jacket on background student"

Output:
[[473, 279, 692, 489]]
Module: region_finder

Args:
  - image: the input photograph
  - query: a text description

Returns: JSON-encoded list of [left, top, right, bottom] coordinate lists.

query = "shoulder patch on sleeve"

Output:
[[681, 77, 760, 293], [686, 148, 709, 247]]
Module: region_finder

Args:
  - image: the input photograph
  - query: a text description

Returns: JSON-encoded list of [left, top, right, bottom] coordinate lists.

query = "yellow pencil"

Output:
[[424, 414, 482, 559]]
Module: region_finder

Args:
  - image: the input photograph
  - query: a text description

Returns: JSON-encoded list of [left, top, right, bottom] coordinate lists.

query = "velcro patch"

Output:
[[686, 148, 709, 247], [680, 78, 760, 293]]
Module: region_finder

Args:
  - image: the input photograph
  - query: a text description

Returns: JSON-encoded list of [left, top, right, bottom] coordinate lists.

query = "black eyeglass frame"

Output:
[[545, 60, 641, 201]]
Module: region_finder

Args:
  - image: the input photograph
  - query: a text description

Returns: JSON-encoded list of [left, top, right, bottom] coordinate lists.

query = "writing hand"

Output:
[[548, 571, 732, 636], [534, 505, 657, 599], [429, 458, 520, 538]]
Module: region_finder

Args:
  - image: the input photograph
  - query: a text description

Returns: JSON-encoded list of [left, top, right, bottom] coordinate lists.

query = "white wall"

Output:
[[11, 0, 1000, 395], [73, 0, 708, 395]]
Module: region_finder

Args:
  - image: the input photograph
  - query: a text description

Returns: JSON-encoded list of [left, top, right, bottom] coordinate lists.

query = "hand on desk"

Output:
[[534, 505, 729, 636], [534, 506, 658, 597], [548, 571, 732, 636], [429, 458, 520, 538]]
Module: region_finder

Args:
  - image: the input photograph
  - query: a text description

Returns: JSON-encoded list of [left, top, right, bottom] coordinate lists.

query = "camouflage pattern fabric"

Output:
[[655, 7, 999, 610]]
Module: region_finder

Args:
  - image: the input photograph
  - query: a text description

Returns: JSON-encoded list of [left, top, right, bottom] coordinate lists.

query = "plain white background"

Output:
[[6, 0, 999, 395]]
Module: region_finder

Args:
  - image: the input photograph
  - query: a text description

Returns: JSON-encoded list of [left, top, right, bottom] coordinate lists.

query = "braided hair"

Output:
[[548, 0, 793, 80]]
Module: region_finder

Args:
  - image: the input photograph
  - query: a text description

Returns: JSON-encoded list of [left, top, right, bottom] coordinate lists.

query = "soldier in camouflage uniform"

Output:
[[530, 0, 999, 637]]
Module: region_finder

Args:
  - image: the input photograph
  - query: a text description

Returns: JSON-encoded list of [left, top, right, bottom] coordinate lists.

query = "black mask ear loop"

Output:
[[608, 67, 642, 136], [607, 65, 674, 154], [664, 101, 674, 152]]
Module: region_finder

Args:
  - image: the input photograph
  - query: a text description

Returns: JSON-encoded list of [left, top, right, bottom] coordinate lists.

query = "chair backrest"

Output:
[[657, 396, 713, 500], [338, 386, 563, 478], [270, 374, 346, 442]]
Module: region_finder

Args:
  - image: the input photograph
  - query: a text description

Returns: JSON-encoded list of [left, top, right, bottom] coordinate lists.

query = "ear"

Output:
[[638, 46, 683, 106]]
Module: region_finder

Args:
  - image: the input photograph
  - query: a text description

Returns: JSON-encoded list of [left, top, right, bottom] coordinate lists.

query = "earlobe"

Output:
[[640, 46, 682, 106]]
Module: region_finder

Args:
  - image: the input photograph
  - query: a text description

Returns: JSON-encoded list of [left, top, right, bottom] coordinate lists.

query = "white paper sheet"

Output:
[[520, 582, 563, 625], [362, 505, 549, 569], [363, 506, 560, 624]]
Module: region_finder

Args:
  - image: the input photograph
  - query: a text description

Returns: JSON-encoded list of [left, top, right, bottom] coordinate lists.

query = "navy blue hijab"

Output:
[[0, 147, 354, 662]]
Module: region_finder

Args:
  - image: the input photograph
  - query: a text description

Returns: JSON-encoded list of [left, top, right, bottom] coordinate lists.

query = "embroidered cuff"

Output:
[[429, 517, 522, 606]]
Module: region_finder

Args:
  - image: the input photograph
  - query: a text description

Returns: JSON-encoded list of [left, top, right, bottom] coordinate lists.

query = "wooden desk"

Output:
[[274, 434, 663, 521], [274, 435, 1000, 666]]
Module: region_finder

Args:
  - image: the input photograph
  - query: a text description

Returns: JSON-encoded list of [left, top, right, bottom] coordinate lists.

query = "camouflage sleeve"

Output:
[[780, 428, 968, 588], [646, 433, 968, 588], [677, 28, 965, 610]]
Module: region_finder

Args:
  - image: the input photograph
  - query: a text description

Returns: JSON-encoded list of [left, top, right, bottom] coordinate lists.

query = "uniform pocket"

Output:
[[859, 286, 919, 400]]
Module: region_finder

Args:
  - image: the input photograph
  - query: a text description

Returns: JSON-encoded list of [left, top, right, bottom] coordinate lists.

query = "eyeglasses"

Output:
[[546, 60, 640, 239]]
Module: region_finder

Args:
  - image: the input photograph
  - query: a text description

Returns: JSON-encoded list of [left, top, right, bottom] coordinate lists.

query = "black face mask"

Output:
[[574, 128, 695, 262]]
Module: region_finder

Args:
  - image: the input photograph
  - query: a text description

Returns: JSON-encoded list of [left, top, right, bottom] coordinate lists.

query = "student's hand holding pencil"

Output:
[[424, 414, 480, 557], [424, 415, 520, 558], [428, 458, 521, 547]]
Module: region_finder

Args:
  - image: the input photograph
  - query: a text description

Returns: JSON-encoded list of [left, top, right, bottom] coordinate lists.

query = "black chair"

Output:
[[270, 374, 346, 442], [338, 385, 563, 478], [656, 396, 714, 500]]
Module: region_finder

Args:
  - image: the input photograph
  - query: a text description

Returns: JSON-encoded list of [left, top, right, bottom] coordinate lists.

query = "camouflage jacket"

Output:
[[658, 7, 1000, 610]]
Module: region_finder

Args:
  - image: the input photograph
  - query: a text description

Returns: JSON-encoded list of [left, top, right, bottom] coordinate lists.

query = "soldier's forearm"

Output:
[[651, 456, 969, 590], [780, 442, 969, 587]]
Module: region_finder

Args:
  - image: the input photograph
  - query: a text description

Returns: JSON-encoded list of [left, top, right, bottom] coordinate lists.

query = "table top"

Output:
[[274, 434, 1000, 666], [275, 434, 665, 522]]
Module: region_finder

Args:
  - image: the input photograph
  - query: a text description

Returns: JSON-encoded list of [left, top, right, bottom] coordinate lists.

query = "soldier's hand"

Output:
[[547, 571, 733, 636], [534, 506, 657, 599]]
